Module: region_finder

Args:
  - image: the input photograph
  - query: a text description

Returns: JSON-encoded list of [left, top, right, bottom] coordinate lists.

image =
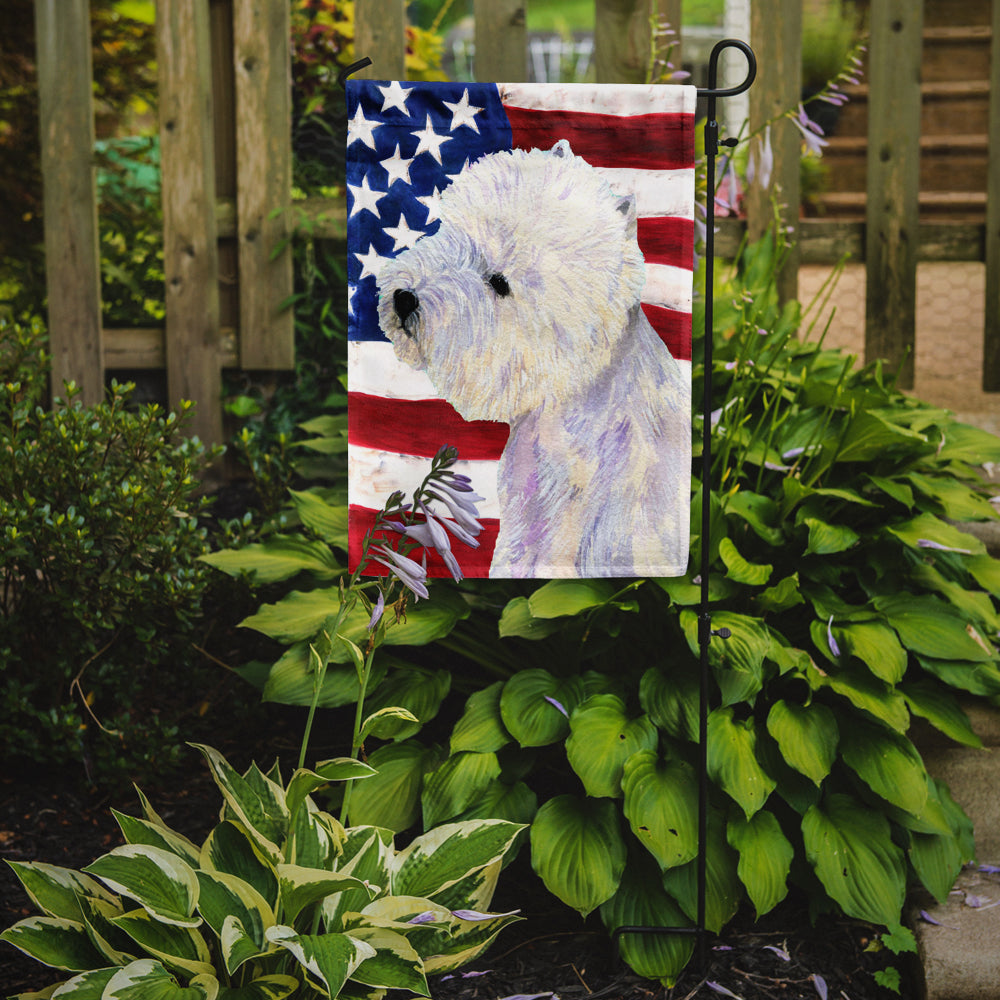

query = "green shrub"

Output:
[[0, 317, 220, 783], [1, 743, 524, 998]]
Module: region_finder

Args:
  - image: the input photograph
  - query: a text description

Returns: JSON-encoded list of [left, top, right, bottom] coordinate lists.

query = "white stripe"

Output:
[[498, 82, 697, 117], [598, 167, 696, 220], [349, 444, 502, 519], [349, 341, 439, 400], [643, 263, 693, 313]]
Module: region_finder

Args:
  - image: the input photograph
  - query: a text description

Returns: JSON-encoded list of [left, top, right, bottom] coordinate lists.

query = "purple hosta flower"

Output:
[[407, 911, 438, 925], [747, 124, 774, 191], [451, 908, 521, 921], [812, 974, 828, 1000], [367, 590, 385, 631], [544, 695, 569, 718], [715, 157, 742, 216], [827, 616, 842, 657], [791, 104, 829, 157], [919, 909, 958, 929], [370, 544, 429, 600], [763, 944, 791, 962], [979, 864, 1000, 874], [497, 994, 557, 1000], [441, 970, 493, 981], [917, 538, 973, 555], [707, 982, 742, 999]]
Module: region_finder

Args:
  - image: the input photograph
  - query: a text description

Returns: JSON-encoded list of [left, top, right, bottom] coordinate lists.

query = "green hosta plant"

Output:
[[1, 743, 523, 999], [343, 234, 998, 984]]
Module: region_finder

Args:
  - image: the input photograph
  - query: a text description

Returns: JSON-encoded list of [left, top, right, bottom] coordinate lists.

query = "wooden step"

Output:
[[922, 0, 992, 28], [813, 189, 987, 222], [822, 134, 989, 193], [922, 25, 993, 83]]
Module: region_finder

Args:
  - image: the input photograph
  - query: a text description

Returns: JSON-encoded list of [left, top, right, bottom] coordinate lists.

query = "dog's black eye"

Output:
[[488, 273, 510, 297]]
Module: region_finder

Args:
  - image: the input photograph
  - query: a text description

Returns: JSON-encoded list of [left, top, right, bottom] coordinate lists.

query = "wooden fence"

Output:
[[33, 0, 1000, 445]]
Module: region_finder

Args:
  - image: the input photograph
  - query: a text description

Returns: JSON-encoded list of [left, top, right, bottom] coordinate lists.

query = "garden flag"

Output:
[[347, 81, 695, 579]]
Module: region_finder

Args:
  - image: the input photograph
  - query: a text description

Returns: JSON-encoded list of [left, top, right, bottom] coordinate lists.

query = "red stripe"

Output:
[[505, 107, 694, 170], [349, 505, 499, 577], [637, 217, 694, 271], [641, 303, 692, 361], [348, 393, 509, 461]]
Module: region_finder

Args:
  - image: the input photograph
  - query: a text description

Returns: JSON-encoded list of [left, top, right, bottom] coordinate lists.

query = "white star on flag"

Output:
[[416, 185, 443, 224], [443, 89, 484, 132], [347, 105, 380, 149], [411, 115, 452, 164], [383, 213, 425, 252], [377, 80, 411, 114], [347, 174, 387, 218], [380, 144, 415, 186], [354, 244, 386, 281]]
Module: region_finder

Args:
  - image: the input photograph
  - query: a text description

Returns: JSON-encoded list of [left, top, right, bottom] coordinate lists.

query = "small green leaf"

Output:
[[765, 700, 838, 786], [707, 708, 776, 818], [527, 579, 617, 618], [450, 682, 511, 754], [803, 517, 859, 555], [288, 489, 348, 547], [727, 811, 793, 917], [200, 536, 341, 584], [497, 597, 564, 639], [718, 537, 772, 585]]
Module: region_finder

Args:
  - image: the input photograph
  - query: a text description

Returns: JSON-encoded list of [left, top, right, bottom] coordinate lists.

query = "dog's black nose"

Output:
[[393, 289, 419, 324]]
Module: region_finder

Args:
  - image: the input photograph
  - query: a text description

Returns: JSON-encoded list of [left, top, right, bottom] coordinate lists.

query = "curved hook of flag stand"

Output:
[[340, 40, 758, 976], [612, 38, 756, 974]]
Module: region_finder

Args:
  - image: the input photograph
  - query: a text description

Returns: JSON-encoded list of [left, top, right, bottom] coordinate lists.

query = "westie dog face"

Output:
[[376, 141, 647, 422]]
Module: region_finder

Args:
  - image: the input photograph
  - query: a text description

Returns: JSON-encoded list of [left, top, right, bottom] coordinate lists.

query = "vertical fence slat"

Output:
[[34, 0, 103, 405], [233, 0, 294, 369], [157, 0, 223, 445], [864, 0, 923, 389], [746, 0, 801, 304], [354, 0, 406, 80], [595, 0, 652, 84], [983, 0, 1000, 390], [474, 0, 527, 81]]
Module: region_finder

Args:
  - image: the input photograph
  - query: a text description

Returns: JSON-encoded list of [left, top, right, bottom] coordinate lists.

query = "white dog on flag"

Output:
[[377, 140, 690, 578]]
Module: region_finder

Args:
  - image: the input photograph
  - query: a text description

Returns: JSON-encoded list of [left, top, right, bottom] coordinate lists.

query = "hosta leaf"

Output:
[[530, 795, 626, 917], [916, 655, 1000, 697], [906, 473, 998, 522], [966, 553, 1000, 597], [288, 488, 349, 547], [832, 621, 907, 684], [660, 810, 741, 933], [527, 579, 617, 618], [421, 751, 502, 828], [727, 811, 793, 917], [835, 410, 927, 463], [497, 597, 564, 639], [909, 830, 965, 905], [200, 535, 341, 584], [112, 812, 201, 868], [76, 895, 135, 967], [103, 959, 218, 1000], [276, 865, 374, 925], [599, 853, 694, 987], [265, 926, 375, 997], [802, 794, 906, 926], [111, 909, 214, 978], [453, 779, 538, 827], [347, 740, 442, 832], [839, 719, 928, 816], [707, 708, 776, 818], [874, 594, 995, 662], [83, 846, 200, 928], [718, 537, 772, 586], [724, 490, 784, 545], [362, 667, 451, 740], [680, 610, 770, 706], [639, 664, 699, 743], [345, 926, 428, 994], [935, 421, 1000, 464], [910, 562, 1000, 633], [195, 871, 273, 973], [393, 820, 524, 900], [885, 512, 985, 557], [499, 670, 585, 747], [765, 700, 838, 786], [46, 967, 118, 998], [901, 680, 982, 748], [5, 862, 118, 923], [655, 572, 737, 605], [566, 695, 658, 798], [802, 517, 859, 556], [450, 682, 511, 754], [260, 643, 387, 709], [0, 916, 107, 971], [807, 660, 909, 732], [199, 822, 278, 910], [322, 830, 393, 930], [285, 759, 375, 823], [621, 751, 699, 870], [215, 975, 299, 1000], [360, 706, 421, 742], [422, 907, 522, 974], [755, 573, 804, 614]]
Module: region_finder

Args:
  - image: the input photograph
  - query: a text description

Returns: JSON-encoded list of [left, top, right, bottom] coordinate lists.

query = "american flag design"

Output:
[[347, 80, 696, 578]]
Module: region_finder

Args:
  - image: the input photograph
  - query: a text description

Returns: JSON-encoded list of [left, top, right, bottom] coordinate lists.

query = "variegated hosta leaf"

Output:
[[112, 810, 201, 868], [195, 871, 274, 974], [190, 745, 287, 863], [565, 695, 658, 799], [200, 822, 278, 910], [110, 908, 214, 978], [265, 926, 375, 998], [529, 795, 626, 917], [391, 820, 524, 901], [345, 926, 429, 995], [450, 681, 511, 754], [621, 751, 699, 871], [599, 853, 694, 987], [421, 751, 502, 829], [285, 760, 375, 824], [0, 916, 107, 971], [323, 829, 393, 931], [214, 974, 299, 1000], [4, 861, 118, 922], [765, 700, 838, 786], [707, 707, 776, 819], [45, 966, 118, 997], [83, 846, 200, 928], [78, 894, 136, 966], [420, 907, 523, 975], [423, 859, 501, 915], [276, 864, 375, 925], [288, 802, 343, 870], [102, 958, 218, 999], [802, 793, 906, 926], [727, 810, 793, 918]]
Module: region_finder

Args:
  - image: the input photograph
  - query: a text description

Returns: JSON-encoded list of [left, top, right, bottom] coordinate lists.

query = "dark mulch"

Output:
[[1, 746, 915, 1000]]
